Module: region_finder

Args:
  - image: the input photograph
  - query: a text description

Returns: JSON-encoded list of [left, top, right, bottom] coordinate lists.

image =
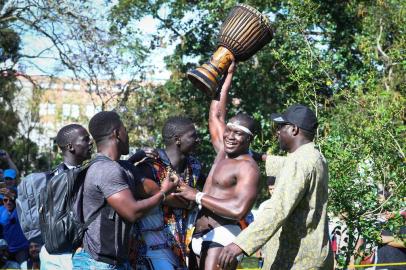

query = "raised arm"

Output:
[[0, 150, 19, 176], [209, 62, 236, 153]]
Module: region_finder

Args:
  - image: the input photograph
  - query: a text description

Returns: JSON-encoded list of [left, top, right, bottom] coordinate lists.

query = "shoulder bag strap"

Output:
[[80, 155, 111, 228]]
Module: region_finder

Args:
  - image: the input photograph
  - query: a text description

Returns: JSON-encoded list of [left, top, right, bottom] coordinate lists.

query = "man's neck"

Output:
[[97, 143, 120, 161], [63, 154, 83, 167], [165, 146, 186, 172], [288, 139, 312, 153]]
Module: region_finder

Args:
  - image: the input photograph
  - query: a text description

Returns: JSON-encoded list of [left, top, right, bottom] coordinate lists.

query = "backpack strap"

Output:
[[79, 155, 112, 229], [81, 206, 102, 231]]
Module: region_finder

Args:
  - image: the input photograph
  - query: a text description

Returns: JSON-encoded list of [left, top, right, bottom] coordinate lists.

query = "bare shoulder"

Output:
[[235, 155, 260, 178], [238, 154, 259, 168]]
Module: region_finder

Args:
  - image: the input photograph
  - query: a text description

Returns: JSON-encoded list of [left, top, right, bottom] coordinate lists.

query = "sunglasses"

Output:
[[3, 198, 14, 203], [276, 123, 293, 130]]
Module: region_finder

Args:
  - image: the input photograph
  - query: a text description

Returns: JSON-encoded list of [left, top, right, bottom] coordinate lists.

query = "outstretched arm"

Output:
[[107, 172, 179, 223], [209, 62, 236, 153], [135, 177, 193, 209]]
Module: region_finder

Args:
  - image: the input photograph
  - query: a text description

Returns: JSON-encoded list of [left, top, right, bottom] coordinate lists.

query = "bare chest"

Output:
[[210, 159, 240, 189]]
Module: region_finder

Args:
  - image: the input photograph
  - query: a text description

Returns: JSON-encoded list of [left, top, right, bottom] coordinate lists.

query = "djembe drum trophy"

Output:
[[187, 4, 274, 97]]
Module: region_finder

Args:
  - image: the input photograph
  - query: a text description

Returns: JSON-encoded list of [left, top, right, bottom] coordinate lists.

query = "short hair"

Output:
[[230, 113, 257, 136], [89, 111, 122, 144], [300, 128, 316, 141], [56, 124, 85, 151], [267, 176, 276, 186], [162, 116, 194, 145]]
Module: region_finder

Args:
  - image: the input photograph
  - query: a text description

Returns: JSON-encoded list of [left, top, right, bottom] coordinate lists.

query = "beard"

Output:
[[278, 139, 289, 151]]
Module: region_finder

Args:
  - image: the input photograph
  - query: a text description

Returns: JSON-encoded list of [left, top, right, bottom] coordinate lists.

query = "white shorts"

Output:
[[191, 224, 241, 257]]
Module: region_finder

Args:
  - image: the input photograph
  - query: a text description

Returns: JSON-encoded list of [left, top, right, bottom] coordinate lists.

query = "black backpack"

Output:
[[16, 164, 65, 244], [39, 156, 108, 254]]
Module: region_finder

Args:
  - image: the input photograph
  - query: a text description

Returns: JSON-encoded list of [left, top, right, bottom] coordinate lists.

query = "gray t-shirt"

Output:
[[82, 157, 131, 265]]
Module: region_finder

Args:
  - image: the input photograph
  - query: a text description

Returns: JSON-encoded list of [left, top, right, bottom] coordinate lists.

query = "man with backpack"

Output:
[[72, 111, 179, 270], [17, 124, 93, 270]]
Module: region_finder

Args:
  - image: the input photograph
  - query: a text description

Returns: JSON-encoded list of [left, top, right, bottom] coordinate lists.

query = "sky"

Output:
[[16, 0, 174, 82], [19, 16, 173, 82], [17, 2, 276, 83]]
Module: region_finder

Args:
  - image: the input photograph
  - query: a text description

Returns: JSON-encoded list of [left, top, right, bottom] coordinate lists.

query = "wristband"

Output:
[[195, 192, 205, 206]]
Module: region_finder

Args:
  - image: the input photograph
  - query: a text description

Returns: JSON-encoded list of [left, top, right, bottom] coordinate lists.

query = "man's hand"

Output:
[[160, 171, 179, 195], [143, 147, 159, 160], [128, 147, 159, 164], [227, 61, 236, 74], [173, 180, 198, 201], [218, 243, 243, 269]]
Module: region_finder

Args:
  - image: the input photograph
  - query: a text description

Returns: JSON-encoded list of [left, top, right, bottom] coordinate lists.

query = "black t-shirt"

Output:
[[82, 157, 140, 265], [376, 226, 406, 270]]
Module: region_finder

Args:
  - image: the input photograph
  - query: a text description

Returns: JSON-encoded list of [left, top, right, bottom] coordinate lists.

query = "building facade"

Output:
[[16, 75, 121, 150]]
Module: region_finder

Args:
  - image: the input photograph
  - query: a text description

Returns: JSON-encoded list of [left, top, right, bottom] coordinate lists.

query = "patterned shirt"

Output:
[[129, 149, 204, 269], [234, 142, 334, 270]]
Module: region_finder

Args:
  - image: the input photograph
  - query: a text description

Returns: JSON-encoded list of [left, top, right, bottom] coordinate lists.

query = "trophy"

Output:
[[187, 4, 274, 97]]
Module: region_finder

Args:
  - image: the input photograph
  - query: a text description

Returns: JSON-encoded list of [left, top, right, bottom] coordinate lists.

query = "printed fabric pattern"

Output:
[[130, 149, 202, 269]]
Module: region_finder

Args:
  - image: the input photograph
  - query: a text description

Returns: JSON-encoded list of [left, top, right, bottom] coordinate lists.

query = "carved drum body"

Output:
[[187, 4, 274, 97]]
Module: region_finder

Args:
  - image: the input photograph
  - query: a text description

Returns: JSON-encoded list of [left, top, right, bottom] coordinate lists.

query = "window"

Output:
[[73, 83, 81, 90], [64, 83, 73, 90], [64, 82, 81, 90], [62, 104, 80, 118], [48, 104, 56, 115], [85, 105, 95, 118], [39, 82, 49, 89], [49, 83, 59, 89], [62, 104, 71, 117], [71, 104, 80, 118]]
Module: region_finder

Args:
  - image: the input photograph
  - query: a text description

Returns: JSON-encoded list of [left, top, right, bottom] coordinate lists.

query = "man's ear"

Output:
[[66, 143, 74, 152], [114, 128, 120, 141], [174, 135, 181, 146], [291, 125, 300, 136]]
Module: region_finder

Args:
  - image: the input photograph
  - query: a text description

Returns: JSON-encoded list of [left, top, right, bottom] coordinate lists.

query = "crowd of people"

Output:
[[0, 64, 404, 270], [0, 152, 41, 269]]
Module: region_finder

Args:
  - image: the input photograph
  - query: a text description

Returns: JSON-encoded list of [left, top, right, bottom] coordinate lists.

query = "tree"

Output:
[[111, 0, 405, 267], [0, 21, 20, 147], [1, 0, 152, 172], [0, 1, 50, 173], [2, 0, 149, 110]]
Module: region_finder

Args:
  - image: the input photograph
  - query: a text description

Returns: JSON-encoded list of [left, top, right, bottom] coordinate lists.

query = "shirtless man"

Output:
[[174, 63, 259, 270]]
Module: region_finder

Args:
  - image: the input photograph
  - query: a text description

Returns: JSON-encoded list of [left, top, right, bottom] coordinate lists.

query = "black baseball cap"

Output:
[[271, 104, 318, 132]]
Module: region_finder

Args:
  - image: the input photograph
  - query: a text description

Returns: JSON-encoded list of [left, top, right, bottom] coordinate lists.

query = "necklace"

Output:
[[164, 162, 191, 185], [156, 149, 194, 186]]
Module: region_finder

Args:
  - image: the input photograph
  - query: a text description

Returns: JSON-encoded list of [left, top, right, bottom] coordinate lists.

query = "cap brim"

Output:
[[271, 113, 289, 123]]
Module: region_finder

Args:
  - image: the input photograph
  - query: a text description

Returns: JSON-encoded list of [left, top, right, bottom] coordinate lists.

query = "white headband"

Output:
[[226, 123, 253, 136]]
